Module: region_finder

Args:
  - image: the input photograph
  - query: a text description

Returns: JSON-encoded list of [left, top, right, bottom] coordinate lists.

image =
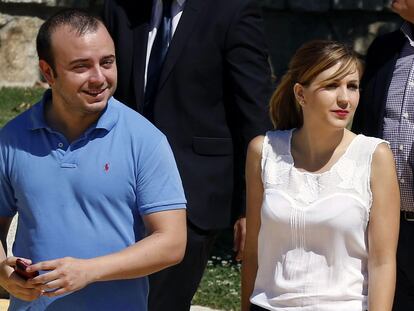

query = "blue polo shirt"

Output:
[[0, 90, 186, 311]]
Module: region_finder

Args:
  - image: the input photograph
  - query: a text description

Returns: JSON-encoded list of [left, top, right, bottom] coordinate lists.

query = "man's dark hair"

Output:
[[36, 9, 102, 72]]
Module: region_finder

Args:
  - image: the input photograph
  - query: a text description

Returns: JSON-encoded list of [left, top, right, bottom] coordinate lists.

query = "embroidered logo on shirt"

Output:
[[104, 163, 110, 172]]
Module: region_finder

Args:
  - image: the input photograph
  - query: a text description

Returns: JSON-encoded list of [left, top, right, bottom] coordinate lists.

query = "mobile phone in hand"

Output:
[[14, 258, 39, 280]]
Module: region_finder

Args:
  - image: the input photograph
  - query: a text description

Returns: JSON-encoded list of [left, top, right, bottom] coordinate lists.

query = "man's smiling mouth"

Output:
[[84, 88, 106, 96]]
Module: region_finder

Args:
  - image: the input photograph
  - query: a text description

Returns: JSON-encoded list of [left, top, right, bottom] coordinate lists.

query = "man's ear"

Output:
[[293, 83, 306, 107], [39, 60, 55, 86]]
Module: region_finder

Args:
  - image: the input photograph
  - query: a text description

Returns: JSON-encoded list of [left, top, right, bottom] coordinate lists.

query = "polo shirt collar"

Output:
[[28, 89, 51, 130], [95, 97, 119, 132], [28, 89, 119, 133]]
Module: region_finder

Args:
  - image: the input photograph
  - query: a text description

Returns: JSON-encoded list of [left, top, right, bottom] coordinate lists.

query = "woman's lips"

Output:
[[331, 110, 349, 118]]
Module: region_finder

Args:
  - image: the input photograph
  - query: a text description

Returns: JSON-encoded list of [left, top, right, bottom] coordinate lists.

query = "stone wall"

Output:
[[263, 10, 399, 78], [0, 13, 42, 86], [0, 0, 103, 86], [0, 0, 402, 86], [260, 0, 399, 77]]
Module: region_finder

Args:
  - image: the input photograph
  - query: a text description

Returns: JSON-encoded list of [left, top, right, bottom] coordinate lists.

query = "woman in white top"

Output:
[[242, 40, 400, 311]]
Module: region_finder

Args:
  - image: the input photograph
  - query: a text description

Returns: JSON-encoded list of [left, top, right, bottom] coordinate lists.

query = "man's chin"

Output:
[[80, 99, 108, 114]]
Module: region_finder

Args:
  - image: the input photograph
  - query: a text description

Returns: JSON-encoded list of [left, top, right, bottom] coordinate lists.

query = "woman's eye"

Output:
[[324, 84, 337, 89], [348, 84, 359, 90]]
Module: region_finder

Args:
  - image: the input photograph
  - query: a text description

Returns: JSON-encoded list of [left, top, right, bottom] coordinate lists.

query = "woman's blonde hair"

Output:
[[269, 40, 363, 130]]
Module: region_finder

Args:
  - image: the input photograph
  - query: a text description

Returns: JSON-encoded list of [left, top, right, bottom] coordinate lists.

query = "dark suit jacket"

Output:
[[103, 0, 272, 230], [352, 27, 405, 137]]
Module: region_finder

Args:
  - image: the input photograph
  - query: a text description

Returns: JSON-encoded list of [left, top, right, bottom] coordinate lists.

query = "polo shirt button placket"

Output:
[[55, 139, 67, 162], [59, 141, 78, 169]]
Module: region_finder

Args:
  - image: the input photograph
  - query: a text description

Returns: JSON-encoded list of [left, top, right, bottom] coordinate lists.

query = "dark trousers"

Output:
[[250, 304, 268, 311], [393, 212, 414, 311], [148, 221, 218, 311]]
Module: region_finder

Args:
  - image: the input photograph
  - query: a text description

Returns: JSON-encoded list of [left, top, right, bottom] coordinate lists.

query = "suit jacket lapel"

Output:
[[157, 0, 205, 91], [132, 24, 150, 112], [114, 0, 151, 112]]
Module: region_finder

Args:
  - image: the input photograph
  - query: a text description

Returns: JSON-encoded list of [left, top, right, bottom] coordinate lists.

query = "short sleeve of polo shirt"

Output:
[[136, 136, 186, 215], [0, 136, 17, 217]]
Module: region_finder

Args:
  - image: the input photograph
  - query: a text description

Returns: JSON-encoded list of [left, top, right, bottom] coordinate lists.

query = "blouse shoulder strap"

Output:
[[346, 135, 388, 166], [262, 130, 292, 160], [340, 135, 389, 210]]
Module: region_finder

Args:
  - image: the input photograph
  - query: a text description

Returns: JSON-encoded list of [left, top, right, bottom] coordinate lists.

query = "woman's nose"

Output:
[[337, 88, 350, 109]]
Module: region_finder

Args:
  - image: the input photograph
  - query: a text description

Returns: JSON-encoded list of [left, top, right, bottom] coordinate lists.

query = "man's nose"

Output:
[[89, 66, 105, 84]]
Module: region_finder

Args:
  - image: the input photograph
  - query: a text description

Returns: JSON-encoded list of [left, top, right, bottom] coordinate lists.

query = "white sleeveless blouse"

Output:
[[250, 130, 386, 311]]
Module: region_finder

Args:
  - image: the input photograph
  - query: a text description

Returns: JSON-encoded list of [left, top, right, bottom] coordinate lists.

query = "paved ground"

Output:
[[0, 299, 221, 311], [6, 216, 17, 256]]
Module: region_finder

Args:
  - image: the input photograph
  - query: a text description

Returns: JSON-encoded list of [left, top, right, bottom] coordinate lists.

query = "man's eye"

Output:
[[102, 59, 115, 68], [73, 64, 87, 71]]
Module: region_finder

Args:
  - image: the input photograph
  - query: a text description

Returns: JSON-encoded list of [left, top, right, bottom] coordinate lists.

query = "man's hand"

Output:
[[233, 217, 246, 261], [0, 257, 42, 301], [28, 257, 92, 298]]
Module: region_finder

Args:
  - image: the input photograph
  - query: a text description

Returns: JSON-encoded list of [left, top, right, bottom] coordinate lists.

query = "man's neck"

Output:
[[44, 99, 100, 143]]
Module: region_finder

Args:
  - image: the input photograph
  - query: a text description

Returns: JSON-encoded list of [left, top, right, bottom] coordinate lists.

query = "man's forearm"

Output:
[[90, 209, 186, 281], [89, 228, 185, 282], [27, 209, 187, 296]]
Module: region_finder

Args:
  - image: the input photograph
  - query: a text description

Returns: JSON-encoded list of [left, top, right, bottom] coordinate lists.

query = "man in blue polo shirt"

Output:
[[0, 9, 187, 311]]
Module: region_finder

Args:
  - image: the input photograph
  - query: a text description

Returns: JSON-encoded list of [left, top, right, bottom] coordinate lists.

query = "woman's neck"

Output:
[[291, 125, 351, 172]]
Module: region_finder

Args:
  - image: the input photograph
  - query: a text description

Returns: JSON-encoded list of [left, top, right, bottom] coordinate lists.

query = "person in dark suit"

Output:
[[102, 0, 272, 310], [352, 1, 414, 310]]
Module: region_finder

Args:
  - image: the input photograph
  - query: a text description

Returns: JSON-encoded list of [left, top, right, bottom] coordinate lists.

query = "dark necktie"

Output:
[[144, 0, 173, 120]]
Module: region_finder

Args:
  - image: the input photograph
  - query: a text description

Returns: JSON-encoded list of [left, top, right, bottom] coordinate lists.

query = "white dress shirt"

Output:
[[145, 0, 186, 88]]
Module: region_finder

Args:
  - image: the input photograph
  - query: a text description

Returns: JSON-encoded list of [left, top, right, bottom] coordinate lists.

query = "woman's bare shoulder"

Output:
[[247, 135, 265, 157]]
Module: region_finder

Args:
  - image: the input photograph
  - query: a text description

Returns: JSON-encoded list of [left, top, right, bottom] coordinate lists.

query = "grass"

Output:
[[193, 255, 241, 311], [0, 87, 44, 128], [0, 87, 242, 310], [192, 228, 241, 310]]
